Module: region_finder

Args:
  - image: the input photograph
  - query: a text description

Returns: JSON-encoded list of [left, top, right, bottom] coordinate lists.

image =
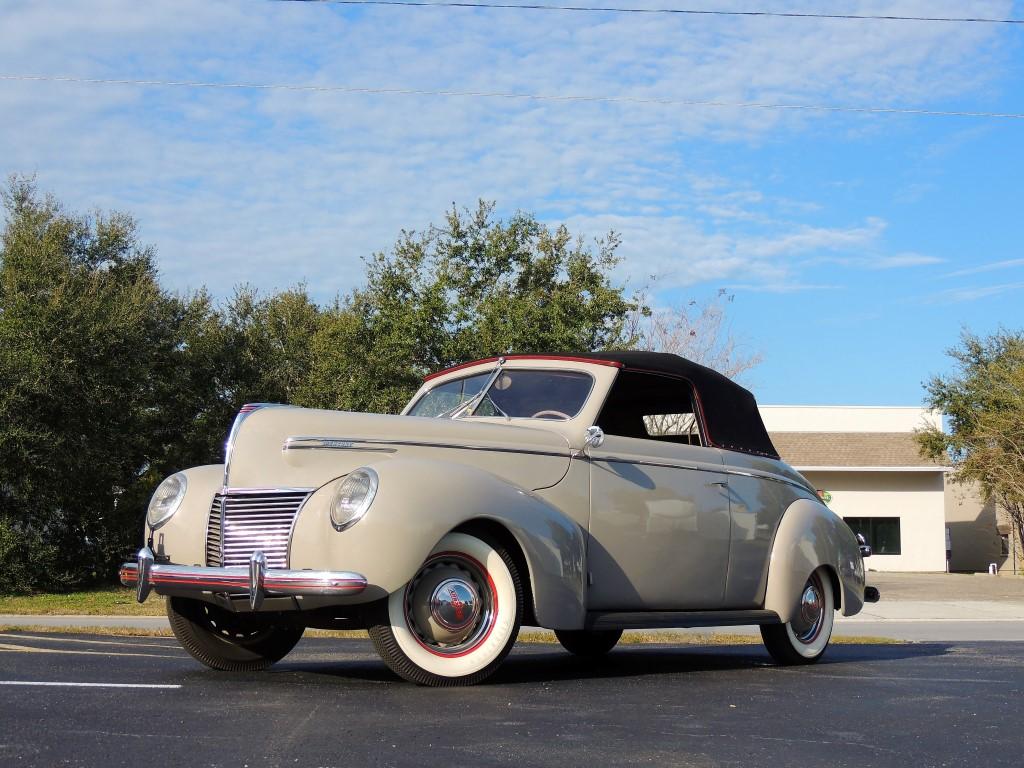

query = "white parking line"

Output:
[[0, 681, 181, 689], [0, 633, 180, 649], [0, 642, 182, 659]]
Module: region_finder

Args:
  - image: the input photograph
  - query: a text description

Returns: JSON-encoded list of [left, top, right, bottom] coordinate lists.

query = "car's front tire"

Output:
[[555, 629, 622, 657], [167, 597, 304, 672], [760, 568, 834, 665], [367, 532, 523, 686]]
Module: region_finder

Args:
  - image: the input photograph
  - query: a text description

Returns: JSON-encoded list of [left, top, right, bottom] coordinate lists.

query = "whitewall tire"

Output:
[[368, 532, 523, 686], [760, 569, 834, 665]]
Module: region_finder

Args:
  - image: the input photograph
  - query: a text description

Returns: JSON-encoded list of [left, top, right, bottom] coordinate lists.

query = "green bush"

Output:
[[0, 517, 57, 595]]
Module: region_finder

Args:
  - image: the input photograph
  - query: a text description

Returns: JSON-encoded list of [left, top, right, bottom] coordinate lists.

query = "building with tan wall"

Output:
[[945, 481, 1021, 574], [760, 405, 1019, 573]]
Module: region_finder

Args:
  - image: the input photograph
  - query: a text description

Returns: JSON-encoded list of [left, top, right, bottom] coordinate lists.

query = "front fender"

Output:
[[289, 458, 587, 628], [764, 498, 865, 622], [143, 464, 223, 566]]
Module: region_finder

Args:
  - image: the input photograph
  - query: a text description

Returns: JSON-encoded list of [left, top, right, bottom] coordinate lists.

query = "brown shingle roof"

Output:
[[769, 432, 947, 468]]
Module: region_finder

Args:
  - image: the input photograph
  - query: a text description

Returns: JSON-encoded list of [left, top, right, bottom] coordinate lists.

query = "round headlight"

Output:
[[331, 468, 378, 532], [146, 472, 188, 531]]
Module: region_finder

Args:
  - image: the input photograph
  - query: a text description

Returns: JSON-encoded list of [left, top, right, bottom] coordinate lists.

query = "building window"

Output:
[[844, 517, 902, 556], [1001, 534, 1011, 557]]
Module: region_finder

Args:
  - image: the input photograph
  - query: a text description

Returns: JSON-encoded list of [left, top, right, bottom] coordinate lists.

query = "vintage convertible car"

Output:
[[121, 352, 877, 686]]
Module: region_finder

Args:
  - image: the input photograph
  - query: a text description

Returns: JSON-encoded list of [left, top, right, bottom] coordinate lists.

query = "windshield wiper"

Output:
[[440, 357, 506, 420]]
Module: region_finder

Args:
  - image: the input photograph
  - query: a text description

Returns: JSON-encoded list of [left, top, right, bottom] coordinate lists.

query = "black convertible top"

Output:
[[572, 351, 779, 459], [426, 351, 779, 459]]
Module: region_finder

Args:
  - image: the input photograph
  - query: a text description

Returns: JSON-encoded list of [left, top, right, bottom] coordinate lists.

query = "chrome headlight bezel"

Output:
[[330, 467, 378, 532], [146, 472, 188, 531]]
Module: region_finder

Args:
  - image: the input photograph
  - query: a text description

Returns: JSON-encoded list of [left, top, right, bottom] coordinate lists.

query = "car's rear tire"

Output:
[[367, 532, 523, 686], [167, 597, 304, 672], [555, 629, 622, 657], [760, 569, 834, 665]]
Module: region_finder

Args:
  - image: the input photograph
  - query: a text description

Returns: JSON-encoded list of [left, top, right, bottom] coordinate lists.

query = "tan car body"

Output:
[[139, 357, 866, 630]]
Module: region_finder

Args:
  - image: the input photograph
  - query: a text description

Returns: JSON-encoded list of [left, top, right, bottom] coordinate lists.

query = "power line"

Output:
[[3, 72, 1023, 120], [274, 0, 1024, 25]]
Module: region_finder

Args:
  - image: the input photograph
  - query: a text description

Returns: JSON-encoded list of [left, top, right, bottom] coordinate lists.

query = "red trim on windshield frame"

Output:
[[423, 355, 624, 381]]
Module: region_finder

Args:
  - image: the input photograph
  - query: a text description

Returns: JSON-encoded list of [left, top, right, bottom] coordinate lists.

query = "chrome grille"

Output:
[[205, 494, 225, 567], [206, 490, 311, 569]]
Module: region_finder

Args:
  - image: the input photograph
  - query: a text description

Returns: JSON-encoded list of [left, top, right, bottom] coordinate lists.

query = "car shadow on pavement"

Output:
[[281, 641, 954, 686], [489, 642, 955, 685]]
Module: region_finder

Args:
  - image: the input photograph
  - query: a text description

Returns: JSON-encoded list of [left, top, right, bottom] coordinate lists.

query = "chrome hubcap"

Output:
[[791, 576, 824, 644], [405, 556, 494, 654], [429, 578, 480, 632]]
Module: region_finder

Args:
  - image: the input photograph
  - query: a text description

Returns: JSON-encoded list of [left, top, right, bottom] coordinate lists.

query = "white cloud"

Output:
[[866, 252, 945, 269], [943, 257, 1024, 278], [923, 281, 1024, 304], [0, 0, 1013, 300], [563, 213, 887, 289]]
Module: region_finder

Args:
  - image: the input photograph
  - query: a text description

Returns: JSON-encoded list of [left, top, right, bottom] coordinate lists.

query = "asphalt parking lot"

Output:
[[1, 632, 1022, 767]]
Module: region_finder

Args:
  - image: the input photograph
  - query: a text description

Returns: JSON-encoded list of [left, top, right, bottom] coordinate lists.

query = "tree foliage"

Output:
[[916, 330, 1024, 551], [0, 188, 650, 591], [627, 288, 761, 379], [299, 201, 643, 414], [0, 177, 209, 589], [0, 182, 762, 593]]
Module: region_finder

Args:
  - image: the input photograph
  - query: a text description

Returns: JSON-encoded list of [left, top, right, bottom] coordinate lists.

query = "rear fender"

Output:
[[764, 498, 865, 622], [289, 458, 587, 628]]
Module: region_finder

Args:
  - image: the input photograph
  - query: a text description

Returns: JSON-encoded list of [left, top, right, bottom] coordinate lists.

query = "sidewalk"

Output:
[[839, 600, 1024, 622], [0, 615, 169, 630]]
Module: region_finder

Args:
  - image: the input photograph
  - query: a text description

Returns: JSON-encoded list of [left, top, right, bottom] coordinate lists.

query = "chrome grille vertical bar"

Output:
[[205, 493, 225, 567]]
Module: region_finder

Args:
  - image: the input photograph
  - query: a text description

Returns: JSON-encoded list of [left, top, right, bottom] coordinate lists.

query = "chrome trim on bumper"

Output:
[[119, 547, 367, 605]]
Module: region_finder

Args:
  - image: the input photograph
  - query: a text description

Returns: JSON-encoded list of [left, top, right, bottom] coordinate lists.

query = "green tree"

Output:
[[300, 201, 644, 413], [0, 177, 217, 591], [222, 285, 324, 404], [916, 330, 1024, 553]]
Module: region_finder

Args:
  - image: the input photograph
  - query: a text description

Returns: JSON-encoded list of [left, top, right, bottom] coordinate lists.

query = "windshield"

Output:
[[408, 369, 594, 420]]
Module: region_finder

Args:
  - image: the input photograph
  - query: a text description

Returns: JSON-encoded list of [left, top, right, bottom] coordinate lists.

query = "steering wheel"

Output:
[[530, 409, 571, 420]]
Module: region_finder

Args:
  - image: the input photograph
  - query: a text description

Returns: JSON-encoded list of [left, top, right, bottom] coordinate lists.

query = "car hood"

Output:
[[224, 406, 573, 492]]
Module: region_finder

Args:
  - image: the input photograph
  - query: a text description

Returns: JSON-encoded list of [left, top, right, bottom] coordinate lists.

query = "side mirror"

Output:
[[856, 533, 872, 558], [584, 426, 605, 450]]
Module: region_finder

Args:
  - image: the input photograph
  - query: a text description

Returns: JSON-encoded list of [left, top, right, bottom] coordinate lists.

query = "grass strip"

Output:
[[0, 589, 166, 616], [0, 624, 900, 644]]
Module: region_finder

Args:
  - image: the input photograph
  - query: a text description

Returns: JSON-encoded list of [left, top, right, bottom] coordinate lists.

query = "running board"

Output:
[[585, 609, 781, 631]]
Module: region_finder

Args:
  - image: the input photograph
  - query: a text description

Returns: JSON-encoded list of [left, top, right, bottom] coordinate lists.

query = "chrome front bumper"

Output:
[[119, 546, 368, 610]]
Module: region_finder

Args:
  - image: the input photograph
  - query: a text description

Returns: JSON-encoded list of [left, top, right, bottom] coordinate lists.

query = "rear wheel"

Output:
[[760, 569, 834, 665], [555, 629, 622, 657], [167, 597, 304, 672], [368, 532, 523, 686]]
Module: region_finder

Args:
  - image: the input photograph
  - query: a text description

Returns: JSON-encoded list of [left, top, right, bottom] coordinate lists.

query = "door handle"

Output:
[[707, 480, 728, 488]]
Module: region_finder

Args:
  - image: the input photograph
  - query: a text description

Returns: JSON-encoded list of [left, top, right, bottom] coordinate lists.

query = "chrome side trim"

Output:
[[283, 436, 397, 453], [282, 436, 570, 459], [719, 467, 817, 494], [593, 454, 716, 475], [222, 403, 293, 489], [120, 547, 367, 604], [592, 454, 812, 494]]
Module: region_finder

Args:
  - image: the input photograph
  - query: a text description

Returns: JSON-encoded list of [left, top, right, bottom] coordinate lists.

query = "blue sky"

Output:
[[2, 0, 1022, 405]]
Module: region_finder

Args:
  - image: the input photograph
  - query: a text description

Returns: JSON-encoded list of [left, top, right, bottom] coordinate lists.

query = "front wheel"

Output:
[[368, 532, 523, 686], [167, 597, 304, 672], [760, 569, 834, 665]]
